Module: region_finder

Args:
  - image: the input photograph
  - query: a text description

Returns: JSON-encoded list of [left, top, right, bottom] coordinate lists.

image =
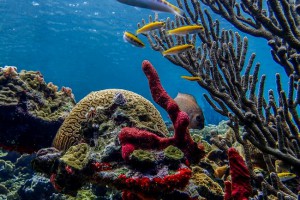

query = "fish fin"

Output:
[[123, 35, 128, 43], [177, 10, 185, 18], [176, 93, 198, 103], [173, 7, 185, 18]]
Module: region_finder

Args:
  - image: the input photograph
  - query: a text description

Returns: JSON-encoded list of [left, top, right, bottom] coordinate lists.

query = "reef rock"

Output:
[[0, 66, 76, 153], [17, 175, 57, 200]]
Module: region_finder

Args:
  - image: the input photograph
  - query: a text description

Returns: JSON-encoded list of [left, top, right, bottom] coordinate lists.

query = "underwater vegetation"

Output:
[[0, 0, 300, 199]]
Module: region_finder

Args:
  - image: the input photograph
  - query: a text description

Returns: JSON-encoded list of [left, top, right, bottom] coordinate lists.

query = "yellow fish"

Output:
[[167, 25, 205, 36], [277, 172, 297, 182], [123, 31, 145, 48], [181, 75, 201, 81], [162, 44, 194, 56], [136, 21, 165, 34]]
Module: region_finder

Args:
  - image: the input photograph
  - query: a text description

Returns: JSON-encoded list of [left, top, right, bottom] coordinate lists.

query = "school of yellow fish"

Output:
[[119, 0, 204, 57]]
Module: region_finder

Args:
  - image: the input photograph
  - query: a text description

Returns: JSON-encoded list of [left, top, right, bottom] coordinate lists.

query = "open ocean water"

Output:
[[0, 0, 288, 124]]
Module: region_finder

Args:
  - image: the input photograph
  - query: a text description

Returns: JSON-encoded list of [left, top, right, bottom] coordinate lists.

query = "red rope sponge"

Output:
[[119, 60, 205, 163]]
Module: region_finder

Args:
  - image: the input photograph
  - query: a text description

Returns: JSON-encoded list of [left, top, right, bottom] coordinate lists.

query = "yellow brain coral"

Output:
[[53, 89, 168, 150], [191, 166, 224, 198], [59, 143, 90, 170]]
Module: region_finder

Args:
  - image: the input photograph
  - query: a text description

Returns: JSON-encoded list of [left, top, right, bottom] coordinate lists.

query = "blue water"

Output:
[[0, 0, 288, 124]]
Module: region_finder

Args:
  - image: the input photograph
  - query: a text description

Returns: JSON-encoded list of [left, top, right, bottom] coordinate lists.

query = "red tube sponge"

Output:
[[118, 60, 205, 163], [225, 147, 252, 200]]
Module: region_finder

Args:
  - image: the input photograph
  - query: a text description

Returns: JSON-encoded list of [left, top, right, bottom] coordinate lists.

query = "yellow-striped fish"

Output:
[[277, 172, 297, 182], [123, 31, 145, 48], [167, 25, 205, 36], [136, 21, 165, 34], [117, 0, 185, 17], [181, 75, 201, 81], [162, 44, 194, 56]]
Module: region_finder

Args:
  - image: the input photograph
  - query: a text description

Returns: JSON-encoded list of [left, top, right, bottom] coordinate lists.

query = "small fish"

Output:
[[174, 93, 205, 129], [277, 172, 297, 182], [123, 31, 145, 48], [181, 75, 201, 81], [136, 21, 165, 34], [162, 44, 194, 56], [167, 25, 205, 36], [117, 0, 184, 17]]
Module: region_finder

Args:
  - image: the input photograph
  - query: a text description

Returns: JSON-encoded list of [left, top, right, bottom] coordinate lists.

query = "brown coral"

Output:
[[53, 89, 168, 151]]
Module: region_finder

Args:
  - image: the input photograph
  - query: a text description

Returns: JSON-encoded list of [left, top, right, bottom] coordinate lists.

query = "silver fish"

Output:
[[117, 0, 184, 17]]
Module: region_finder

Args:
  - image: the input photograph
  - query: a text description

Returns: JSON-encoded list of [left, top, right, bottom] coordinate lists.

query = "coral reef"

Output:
[[0, 67, 75, 153], [52, 89, 168, 151], [0, 184, 9, 195], [60, 143, 90, 170], [0, 151, 38, 199], [191, 166, 223, 200], [18, 175, 57, 200], [119, 61, 205, 164], [163, 145, 184, 161], [136, 0, 300, 198], [192, 120, 234, 141], [129, 149, 156, 164], [3, 1, 299, 198], [31, 60, 208, 199]]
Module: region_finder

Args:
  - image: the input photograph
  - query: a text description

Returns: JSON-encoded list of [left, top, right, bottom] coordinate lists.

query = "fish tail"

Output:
[[163, 0, 185, 18], [173, 6, 185, 18]]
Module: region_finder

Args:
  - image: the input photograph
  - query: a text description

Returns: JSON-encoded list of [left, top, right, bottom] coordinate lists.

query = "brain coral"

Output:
[[53, 89, 168, 151], [60, 143, 90, 170], [191, 166, 224, 200]]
